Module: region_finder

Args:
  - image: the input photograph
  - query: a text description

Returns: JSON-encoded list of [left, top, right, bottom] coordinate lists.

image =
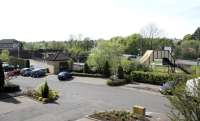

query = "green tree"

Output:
[[192, 27, 200, 40], [175, 40, 200, 59], [103, 61, 111, 77], [121, 59, 137, 74], [42, 81, 49, 98], [117, 65, 124, 79], [183, 34, 192, 40], [83, 62, 90, 73], [0, 60, 5, 90], [87, 41, 123, 73], [0, 49, 9, 62]]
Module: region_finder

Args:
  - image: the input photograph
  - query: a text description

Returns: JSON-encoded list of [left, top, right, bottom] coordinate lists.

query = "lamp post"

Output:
[[17, 43, 20, 58]]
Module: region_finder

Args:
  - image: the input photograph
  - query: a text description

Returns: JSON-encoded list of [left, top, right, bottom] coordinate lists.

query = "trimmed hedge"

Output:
[[8, 56, 30, 68], [107, 75, 129, 86], [129, 71, 192, 85], [71, 72, 105, 78]]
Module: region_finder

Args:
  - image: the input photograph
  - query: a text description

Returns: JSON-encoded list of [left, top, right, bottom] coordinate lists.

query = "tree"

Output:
[[0, 49, 9, 62], [0, 60, 5, 90], [140, 24, 162, 49], [175, 40, 200, 59], [192, 27, 200, 40], [103, 61, 110, 77], [42, 81, 49, 98], [117, 65, 124, 79], [183, 34, 192, 40], [83, 62, 90, 73], [87, 41, 123, 73]]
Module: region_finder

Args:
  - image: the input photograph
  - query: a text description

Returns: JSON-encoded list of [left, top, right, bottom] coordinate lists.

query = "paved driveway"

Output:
[[0, 75, 170, 121]]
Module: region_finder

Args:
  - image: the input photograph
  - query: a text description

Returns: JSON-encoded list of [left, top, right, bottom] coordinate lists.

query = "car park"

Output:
[[58, 71, 72, 81]]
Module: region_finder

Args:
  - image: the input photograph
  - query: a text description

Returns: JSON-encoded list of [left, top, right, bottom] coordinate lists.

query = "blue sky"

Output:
[[0, 0, 199, 41]]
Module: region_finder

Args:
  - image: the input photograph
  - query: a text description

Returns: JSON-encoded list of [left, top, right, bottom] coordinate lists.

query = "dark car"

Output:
[[3, 64, 15, 72], [20, 68, 33, 77], [30, 68, 46, 78], [58, 71, 72, 81]]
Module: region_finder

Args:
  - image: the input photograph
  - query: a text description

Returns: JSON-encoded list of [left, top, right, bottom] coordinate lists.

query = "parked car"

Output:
[[30, 68, 46, 78], [3, 64, 15, 72], [20, 68, 33, 77], [58, 71, 72, 81], [160, 81, 177, 95]]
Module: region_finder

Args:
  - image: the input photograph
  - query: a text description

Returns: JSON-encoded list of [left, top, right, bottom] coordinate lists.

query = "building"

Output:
[[73, 62, 84, 71], [46, 52, 72, 74], [0, 39, 21, 50]]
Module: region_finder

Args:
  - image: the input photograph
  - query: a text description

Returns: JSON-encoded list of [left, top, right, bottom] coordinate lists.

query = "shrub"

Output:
[[36, 81, 49, 98], [0, 60, 5, 90], [103, 61, 111, 77], [107, 79, 128, 86], [27, 81, 59, 103], [168, 82, 200, 121], [107, 75, 128, 86], [117, 65, 124, 79], [121, 59, 151, 74], [83, 63, 90, 73], [129, 71, 191, 85], [42, 81, 49, 98], [135, 63, 151, 72], [121, 59, 137, 74]]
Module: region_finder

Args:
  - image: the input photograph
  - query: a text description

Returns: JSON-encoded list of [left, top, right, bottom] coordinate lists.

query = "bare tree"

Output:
[[140, 24, 161, 49]]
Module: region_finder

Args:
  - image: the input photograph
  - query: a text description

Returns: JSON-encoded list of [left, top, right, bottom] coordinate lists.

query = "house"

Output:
[[73, 62, 85, 72], [46, 52, 72, 74], [0, 39, 22, 50]]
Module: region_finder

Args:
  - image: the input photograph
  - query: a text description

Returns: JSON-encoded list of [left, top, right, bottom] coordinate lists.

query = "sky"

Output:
[[0, 0, 199, 41]]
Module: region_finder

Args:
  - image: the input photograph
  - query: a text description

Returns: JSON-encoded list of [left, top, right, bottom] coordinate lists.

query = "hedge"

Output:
[[129, 71, 192, 85], [71, 72, 105, 78], [8, 56, 30, 68], [107, 79, 128, 86]]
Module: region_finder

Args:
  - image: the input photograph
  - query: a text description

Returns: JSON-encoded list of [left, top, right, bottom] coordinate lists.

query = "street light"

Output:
[[17, 43, 20, 58]]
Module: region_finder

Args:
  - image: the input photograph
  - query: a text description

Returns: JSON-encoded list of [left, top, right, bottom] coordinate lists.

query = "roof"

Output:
[[0, 39, 20, 44], [46, 52, 70, 61]]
